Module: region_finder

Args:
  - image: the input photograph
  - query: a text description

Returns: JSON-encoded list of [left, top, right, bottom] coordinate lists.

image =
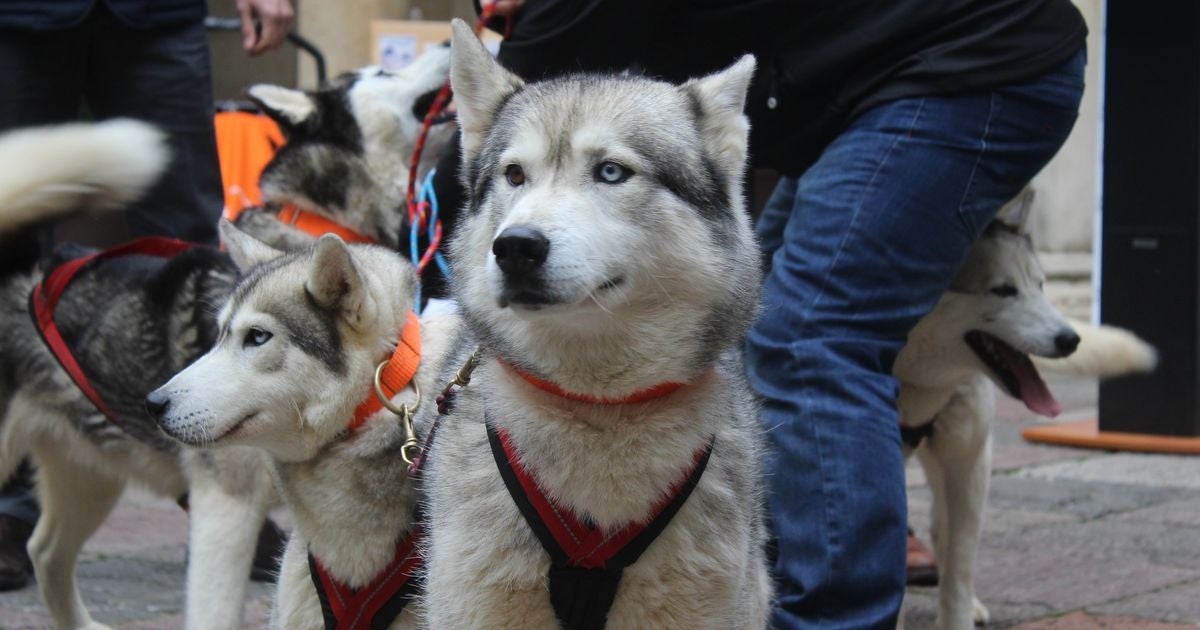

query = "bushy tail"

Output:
[[1033, 319, 1158, 379], [0, 119, 169, 235]]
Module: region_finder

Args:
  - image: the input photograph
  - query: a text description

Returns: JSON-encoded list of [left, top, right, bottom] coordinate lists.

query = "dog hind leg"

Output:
[[27, 439, 124, 630]]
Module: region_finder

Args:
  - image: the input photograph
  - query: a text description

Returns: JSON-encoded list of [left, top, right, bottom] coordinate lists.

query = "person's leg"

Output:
[[750, 50, 1085, 629], [84, 6, 224, 244], [0, 25, 90, 591]]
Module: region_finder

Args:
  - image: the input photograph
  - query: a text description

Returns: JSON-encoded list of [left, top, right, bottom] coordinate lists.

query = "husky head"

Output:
[[446, 20, 761, 396], [246, 45, 453, 248], [148, 222, 418, 461], [903, 191, 1080, 417]]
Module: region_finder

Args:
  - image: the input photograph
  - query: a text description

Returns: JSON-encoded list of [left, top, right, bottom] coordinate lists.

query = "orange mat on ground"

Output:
[[1022, 418, 1200, 455], [214, 111, 284, 221]]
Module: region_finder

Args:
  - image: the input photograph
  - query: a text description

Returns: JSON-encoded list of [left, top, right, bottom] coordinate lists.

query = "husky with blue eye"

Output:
[[419, 21, 772, 629], [0, 46, 454, 630]]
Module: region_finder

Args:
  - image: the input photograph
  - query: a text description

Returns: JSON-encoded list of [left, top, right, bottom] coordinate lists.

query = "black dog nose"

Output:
[[145, 391, 170, 420], [1055, 330, 1080, 356], [493, 226, 550, 276]]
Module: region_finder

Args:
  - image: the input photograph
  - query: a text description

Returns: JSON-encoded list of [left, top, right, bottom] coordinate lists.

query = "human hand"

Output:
[[237, 0, 295, 56]]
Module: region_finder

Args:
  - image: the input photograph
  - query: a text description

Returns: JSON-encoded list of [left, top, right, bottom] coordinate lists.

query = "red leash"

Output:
[[405, 0, 511, 273]]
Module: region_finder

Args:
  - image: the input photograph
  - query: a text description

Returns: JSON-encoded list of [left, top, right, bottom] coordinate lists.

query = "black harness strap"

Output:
[[486, 420, 713, 630]]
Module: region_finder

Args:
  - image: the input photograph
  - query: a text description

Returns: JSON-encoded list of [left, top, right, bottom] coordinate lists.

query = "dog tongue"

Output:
[[1004, 347, 1062, 417]]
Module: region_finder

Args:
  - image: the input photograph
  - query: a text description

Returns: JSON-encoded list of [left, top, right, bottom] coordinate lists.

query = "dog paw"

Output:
[[972, 596, 990, 626]]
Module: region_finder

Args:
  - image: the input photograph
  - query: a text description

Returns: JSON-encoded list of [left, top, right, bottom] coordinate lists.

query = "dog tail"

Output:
[[0, 119, 169, 275], [1033, 319, 1158, 379], [0, 119, 169, 234]]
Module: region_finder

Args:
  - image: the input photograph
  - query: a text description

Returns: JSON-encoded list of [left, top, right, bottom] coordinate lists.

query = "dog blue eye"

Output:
[[990, 285, 1018, 298], [243, 328, 273, 347], [505, 164, 526, 186], [595, 161, 632, 184]]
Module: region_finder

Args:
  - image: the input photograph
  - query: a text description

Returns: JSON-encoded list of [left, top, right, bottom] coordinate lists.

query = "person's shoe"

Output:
[[249, 517, 287, 583], [0, 515, 34, 591], [907, 528, 938, 586]]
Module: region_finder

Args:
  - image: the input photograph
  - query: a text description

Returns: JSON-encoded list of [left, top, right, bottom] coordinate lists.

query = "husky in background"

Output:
[[420, 22, 771, 628], [150, 223, 456, 629], [895, 190, 1158, 630], [0, 47, 452, 630]]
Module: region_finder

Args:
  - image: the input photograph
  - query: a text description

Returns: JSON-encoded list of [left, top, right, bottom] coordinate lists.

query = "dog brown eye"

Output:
[[595, 161, 632, 184], [505, 164, 525, 186], [243, 328, 273, 347]]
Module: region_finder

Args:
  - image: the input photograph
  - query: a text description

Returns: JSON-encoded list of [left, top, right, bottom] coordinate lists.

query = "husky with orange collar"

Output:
[[0, 48, 453, 630], [419, 22, 771, 629], [151, 223, 455, 629]]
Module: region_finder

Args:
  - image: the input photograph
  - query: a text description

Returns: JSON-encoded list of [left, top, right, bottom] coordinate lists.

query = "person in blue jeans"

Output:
[[440, 1, 1088, 626]]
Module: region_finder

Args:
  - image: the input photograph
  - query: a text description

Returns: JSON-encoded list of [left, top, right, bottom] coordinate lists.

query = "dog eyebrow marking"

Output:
[[262, 290, 347, 377]]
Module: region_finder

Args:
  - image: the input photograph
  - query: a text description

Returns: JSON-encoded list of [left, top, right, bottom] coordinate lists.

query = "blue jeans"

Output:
[[748, 50, 1086, 629]]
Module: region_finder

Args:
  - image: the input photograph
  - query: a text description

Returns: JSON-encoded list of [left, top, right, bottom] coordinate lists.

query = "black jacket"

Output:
[[0, 0, 206, 31], [482, 0, 1087, 176]]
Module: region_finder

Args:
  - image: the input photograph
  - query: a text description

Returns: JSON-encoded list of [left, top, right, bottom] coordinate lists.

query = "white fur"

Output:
[[1034, 319, 1158, 378], [422, 22, 770, 629], [896, 194, 1158, 629], [154, 229, 456, 628], [0, 119, 168, 234], [0, 54, 456, 629]]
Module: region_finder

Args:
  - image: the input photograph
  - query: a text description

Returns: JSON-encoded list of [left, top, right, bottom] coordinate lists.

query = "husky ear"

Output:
[[306, 234, 368, 328], [450, 18, 523, 159], [246, 84, 316, 131], [995, 187, 1036, 233], [219, 219, 283, 272], [682, 55, 756, 173]]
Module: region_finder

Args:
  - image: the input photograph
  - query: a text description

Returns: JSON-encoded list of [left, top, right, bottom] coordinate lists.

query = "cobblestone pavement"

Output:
[[1, 373, 1196, 628]]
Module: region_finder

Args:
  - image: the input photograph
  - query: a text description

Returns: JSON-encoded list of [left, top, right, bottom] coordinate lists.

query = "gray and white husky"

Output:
[[895, 191, 1157, 630], [420, 21, 771, 628], [150, 223, 455, 629], [0, 47, 451, 630]]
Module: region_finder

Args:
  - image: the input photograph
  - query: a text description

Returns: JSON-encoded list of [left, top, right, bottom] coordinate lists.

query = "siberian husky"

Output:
[[419, 21, 772, 629], [0, 47, 452, 630], [150, 223, 455, 629], [894, 191, 1157, 629]]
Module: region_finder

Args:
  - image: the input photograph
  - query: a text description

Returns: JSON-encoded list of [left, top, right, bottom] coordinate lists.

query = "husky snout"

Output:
[[493, 225, 550, 276], [145, 389, 170, 421], [1054, 328, 1080, 357]]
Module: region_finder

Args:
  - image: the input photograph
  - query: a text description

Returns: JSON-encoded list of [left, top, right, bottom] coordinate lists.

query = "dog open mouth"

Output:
[[964, 331, 1062, 417]]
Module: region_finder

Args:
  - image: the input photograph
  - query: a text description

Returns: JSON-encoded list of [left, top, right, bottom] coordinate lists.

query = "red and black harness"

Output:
[[30, 237, 196, 428], [481, 365, 715, 630], [307, 311, 425, 630], [308, 524, 423, 630]]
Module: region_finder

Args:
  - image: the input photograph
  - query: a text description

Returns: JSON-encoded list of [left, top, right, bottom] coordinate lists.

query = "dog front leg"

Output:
[[28, 439, 124, 630], [917, 385, 993, 630], [183, 476, 270, 630]]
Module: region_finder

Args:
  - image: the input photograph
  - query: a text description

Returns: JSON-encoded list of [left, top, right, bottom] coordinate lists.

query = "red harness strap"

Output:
[[308, 525, 423, 630], [29, 237, 196, 425], [486, 421, 714, 630]]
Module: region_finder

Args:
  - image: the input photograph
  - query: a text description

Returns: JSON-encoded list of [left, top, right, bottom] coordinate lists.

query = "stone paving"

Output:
[[1, 373, 1197, 628]]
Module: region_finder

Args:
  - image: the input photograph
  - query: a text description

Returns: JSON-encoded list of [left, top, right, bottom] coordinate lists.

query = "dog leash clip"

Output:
[[373, 362, 422, 466]]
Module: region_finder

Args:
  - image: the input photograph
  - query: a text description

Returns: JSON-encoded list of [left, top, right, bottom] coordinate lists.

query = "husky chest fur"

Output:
[[420, 21, 771, 629]]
